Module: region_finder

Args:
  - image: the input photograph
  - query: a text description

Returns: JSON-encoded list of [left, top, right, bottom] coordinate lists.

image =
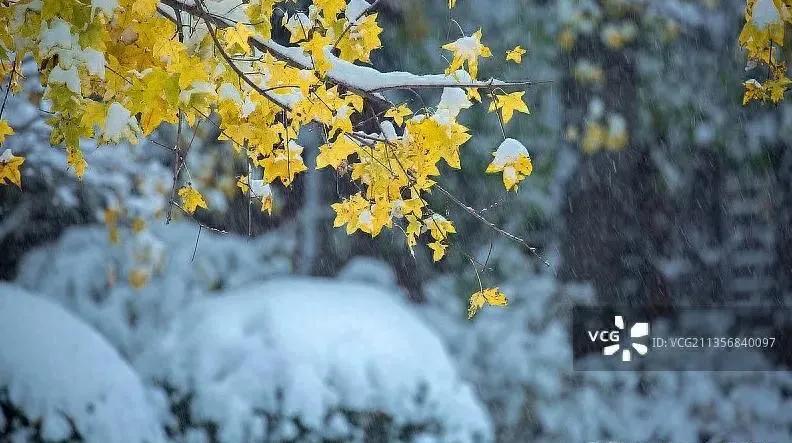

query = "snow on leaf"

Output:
[[442, 29, 492, 79], [486, 138, 533, 191], [743, 79, 767, 105]]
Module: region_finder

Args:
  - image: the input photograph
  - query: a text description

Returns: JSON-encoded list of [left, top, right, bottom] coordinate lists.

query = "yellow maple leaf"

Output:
[[303, 33, 333, 76], [178, 185, 208, 214], [425, 213, 456, 241], [385, 104, 412, 126], [316, 136, 358, 169], [428, 240, 447, 262], [743, 79, 767, 105], [224, 23, 254, 55], [765, 76, 791, 103], [442, 29, 492, 79], [262, 141, 308, 186], [237, 175, 274, 214], [0, 149, 24, 187], [467, 287, 508, 319], [488, 91, 530, 124], [335, 13, 383, 63], [505, 45, 526, 63], [0, 120, 14, 144], [66, 145, 87, 178], [486, 138, 533, 191], [315, 0, 346, 17]]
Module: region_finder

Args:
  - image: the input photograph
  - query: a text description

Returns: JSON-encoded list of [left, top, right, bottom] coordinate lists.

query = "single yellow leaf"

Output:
[[224, 23, 254, 55], [488, 91, 529, 124], [0, 149, 24, 187], [178, 185, 208, 214], [442, 29, 492, 79], [385, 104, 412, 126], [0, 120, 14, 144], [66, 145, 87, 178], [467, 287, 508, 319], [428, 240, 447, 262], [505, 45, 526, 64]]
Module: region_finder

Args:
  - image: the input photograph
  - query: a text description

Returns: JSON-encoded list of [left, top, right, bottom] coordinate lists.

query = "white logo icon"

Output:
[[603, 316, 650, 362]]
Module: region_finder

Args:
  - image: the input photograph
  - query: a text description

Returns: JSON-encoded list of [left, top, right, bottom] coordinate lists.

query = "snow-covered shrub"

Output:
[[139, 278, 492, 443], [336, 256, 400, 290], [0, 284, 165, 443], [421, 272, 792, 442], [0, 61, 174, 278], [16, 223, 295, 359]]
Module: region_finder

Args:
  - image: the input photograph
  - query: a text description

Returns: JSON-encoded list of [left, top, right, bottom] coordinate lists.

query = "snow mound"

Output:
[[0, 284, 164, 443], [142, 278, 492, 442], [337, 256, 399, 289], [16, 223, 294, 358]]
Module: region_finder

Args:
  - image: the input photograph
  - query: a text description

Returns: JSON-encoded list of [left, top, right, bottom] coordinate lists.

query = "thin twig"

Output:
[[0, 60, 17, 121], [191, 224, 202, 262], [433, 182, 549, 266]]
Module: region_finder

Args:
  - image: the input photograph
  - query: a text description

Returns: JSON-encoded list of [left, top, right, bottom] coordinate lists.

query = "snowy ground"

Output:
[[2, 223, 792, 442]]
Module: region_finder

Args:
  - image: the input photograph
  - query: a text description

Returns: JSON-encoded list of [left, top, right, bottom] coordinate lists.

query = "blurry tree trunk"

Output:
[[558, 5, 670, 306], [298, 136, 320, 275]]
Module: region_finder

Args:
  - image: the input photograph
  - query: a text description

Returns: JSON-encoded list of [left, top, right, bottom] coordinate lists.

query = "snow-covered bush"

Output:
[[0, 284, 165, 443], [421, 271, 792, 442], [139, 278, 492, 443], [16, 223, 295, 359]]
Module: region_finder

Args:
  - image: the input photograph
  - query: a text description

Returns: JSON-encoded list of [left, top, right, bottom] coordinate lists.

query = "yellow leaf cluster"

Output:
[[739, 0, 792, 104], [0, 0, 543, 315]]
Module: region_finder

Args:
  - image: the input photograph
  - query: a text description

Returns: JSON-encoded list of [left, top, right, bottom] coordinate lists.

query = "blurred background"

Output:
[[2, 0, 792, 442]]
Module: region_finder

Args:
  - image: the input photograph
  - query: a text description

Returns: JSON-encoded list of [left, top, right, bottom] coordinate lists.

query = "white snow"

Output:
[[218, 82, 242, 103], [380, 120, 397, 140], [752, 0, 781, 27], [91, 0, 118, 16], [0, 149, 14, 162], [437, 84, 472, 118], [491, 137, 529, 167], [0, 284, 165, 443], [345, 0, 370, 23], [39, 19, 74, 56], [140, 278, 493, 442], [248, 177, 271, 198], [102, 102, 135, 142], [16, 223, 295, 358], [240, 96, 256, 117], [80, 48, 106, 79], [48, 65, 81, 93]]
